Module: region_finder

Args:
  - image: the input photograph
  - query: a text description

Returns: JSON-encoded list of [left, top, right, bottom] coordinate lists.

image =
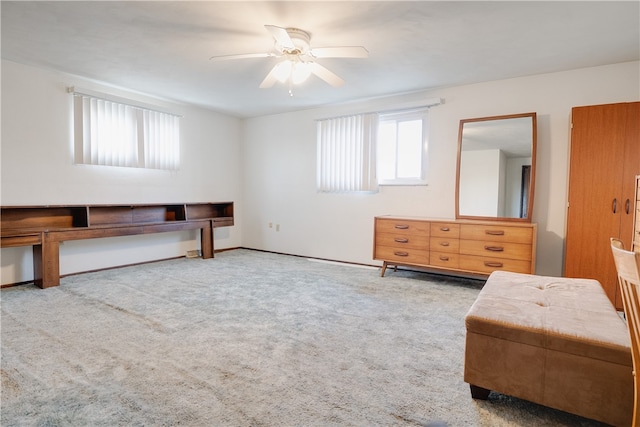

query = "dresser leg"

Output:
[[381, 262, 388, 277]]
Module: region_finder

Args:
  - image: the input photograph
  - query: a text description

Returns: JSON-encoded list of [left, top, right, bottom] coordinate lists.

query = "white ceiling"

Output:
[[2, 1, 639, 118]]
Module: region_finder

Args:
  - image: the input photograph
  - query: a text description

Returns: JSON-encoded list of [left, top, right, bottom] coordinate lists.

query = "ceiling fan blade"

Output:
[[259, 65, 280, 88], [210, 52, 276, 61], [309, 46, 369, 59], [264, 25, 295, 50], [308, 62, 345, 87]]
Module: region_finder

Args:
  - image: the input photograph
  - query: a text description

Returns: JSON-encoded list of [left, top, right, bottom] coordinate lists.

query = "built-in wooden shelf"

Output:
[[1, 202, 234, 288], [186, 203, 234, 227]]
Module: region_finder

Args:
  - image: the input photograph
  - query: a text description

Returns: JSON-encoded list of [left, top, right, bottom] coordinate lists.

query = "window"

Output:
[[72, 91, 180, 170], [317, 100, 438, 192], [316, 113, 378, 193], [377, 109, 428, 185]]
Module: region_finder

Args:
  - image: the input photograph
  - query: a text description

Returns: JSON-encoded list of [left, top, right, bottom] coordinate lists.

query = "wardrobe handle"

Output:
[[626, 199, 631, 214], [484, 246, 504, 252], [394, 238, 409, 243], [394, 251, 409, 257], [485, 230, 505, 236], [613, 198, 618, 214], [439, 241, 450, 247], [395, 225, 409, 230]]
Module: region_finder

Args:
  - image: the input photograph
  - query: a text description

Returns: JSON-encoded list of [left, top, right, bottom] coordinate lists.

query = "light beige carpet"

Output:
[[1, 249, 606, 426]]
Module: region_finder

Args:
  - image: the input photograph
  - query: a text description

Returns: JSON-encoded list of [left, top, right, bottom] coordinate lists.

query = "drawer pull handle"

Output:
[[440, 242, 450, 247], [394, 238, 409, 243], [485, 230, 505, 236], [484, 245, 504, 252], [439, 255, 449, 261], [395, 225, 409, 229], [484, 262, 503, 268], [394, 251, 409, 257], [440, 227, 450, 231]]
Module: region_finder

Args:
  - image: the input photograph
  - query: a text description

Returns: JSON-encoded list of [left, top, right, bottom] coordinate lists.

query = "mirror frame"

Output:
[[455, 112, 537, 223]]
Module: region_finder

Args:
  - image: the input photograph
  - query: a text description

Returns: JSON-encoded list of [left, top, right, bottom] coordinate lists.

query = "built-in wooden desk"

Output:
[[1, 202, 234, 288]]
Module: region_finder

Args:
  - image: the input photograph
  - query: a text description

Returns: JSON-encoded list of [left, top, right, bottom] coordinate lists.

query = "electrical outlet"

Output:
[[276, 224, 280, 232]]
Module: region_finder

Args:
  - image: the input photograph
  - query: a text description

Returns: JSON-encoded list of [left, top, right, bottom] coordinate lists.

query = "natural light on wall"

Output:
[[70, 88, 180, 171]]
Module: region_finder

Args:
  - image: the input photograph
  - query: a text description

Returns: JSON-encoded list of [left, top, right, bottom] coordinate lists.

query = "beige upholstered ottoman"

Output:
[[464, 271, 633, 426]]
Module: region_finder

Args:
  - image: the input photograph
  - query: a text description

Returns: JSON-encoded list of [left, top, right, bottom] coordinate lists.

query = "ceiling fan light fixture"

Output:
[[291, 62, 311, 84], [273, 60, 312, 85], [274, 61, 293, 83]]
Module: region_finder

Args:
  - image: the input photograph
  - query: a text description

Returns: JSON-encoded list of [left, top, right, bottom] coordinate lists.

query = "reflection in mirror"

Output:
[[455, 112, 536, 222]]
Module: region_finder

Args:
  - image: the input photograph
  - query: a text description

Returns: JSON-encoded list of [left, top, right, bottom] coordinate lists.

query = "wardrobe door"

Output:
[[565, 103, 628, 306], [620, 102, 640, 248]]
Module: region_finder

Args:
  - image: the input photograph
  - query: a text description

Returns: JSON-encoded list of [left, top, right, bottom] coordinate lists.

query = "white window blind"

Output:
[[142, 109, 180, 170], [72, 90, 180, 170], [317, 113, 379, 193]]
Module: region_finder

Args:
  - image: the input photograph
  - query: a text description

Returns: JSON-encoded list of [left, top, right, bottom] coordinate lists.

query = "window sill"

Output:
[[378, 181, 428, 186]]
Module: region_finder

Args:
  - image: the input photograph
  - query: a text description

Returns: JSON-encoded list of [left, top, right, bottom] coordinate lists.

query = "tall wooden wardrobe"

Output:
[[565, 101, 640, 309]]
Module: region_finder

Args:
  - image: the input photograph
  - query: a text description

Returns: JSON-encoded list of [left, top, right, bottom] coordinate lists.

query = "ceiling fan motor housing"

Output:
[[279, 28, 311, 55]]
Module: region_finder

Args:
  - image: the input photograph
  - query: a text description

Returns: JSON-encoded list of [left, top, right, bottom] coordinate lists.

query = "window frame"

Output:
[[376, 108, 429, 186], [71, 89, 180, 171]]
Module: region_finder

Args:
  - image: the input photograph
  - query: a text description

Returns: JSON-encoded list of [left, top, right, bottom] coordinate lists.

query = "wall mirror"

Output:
[[455, 112, 537, 222]]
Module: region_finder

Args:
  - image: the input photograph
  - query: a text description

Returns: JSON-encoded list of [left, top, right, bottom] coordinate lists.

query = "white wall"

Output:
[[3, 60, 638, 284], [241, 61, 640, 276], [1, 60, 243, 284], [459, 149, 502, 217], [460, 153, 532, 219]]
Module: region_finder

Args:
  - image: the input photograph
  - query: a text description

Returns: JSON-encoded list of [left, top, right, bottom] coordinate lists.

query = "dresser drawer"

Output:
[[374, 216, 536, 278], [460, 224, 533, 244], [459, 255, 532, 274], [376, 218, 430, 236], [460, 239, 532, 261], [431, 222, 460, 238], [375, 245, 429, 265], [430, 237, 459, 253], [376, 232, 429, 250], [430, 252, 460, 269]]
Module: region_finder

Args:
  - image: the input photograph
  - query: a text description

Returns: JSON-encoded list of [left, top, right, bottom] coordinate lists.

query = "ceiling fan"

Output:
[[209, 25, 368, 92]]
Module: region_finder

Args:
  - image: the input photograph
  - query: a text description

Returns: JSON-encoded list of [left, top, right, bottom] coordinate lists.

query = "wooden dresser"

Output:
[[374, 216, 536, 277]]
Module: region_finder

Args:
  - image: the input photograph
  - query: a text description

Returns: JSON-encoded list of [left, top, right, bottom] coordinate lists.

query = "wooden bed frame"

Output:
[[1, 202, 234, 288]]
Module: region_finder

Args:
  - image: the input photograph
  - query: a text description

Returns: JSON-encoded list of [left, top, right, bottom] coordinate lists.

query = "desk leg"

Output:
[[201, 223, 214, 259], [33, 236, 60, 288]]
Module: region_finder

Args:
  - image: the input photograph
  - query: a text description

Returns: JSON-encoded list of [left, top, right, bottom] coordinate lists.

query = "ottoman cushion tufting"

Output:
[[464, 270, 633, 426]]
